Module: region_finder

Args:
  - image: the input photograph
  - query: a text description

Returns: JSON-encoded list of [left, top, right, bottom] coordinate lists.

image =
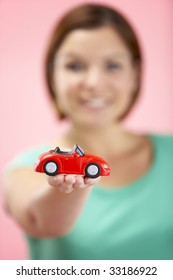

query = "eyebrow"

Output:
[[57, 53, 83, 60], [57, 51, 129, 59]]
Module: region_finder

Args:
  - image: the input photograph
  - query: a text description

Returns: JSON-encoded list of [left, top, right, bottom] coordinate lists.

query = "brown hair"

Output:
[[45, 3, 142, 119]]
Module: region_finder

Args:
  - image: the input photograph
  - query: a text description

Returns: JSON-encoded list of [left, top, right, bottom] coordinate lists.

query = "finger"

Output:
[[58, 182, 74, 193], [84, 176, 100, 186], [57, 175, 76, 192], [47, 174, 64, 187], [73, 175, 85, 189], [64, 174, 76, 185], [63, 186, 74, 193], [48, 174, 76, 194]]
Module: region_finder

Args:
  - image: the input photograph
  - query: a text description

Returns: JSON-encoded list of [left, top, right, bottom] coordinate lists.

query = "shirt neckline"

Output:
[[94, 134, 158, 194]]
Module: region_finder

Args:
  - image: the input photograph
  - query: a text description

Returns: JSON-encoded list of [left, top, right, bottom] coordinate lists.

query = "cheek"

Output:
[[54, 72, 82, 115], [109, 73, 136, 115], [54, 71, 81, 97], [54, 72, 67, 95], [111, 71, 136, 96]]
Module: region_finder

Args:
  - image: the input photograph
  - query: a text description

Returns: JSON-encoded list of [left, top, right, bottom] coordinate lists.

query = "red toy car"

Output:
[[34, 144, 110, 178]]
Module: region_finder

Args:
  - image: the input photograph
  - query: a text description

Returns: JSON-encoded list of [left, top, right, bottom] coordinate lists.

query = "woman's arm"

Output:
[[3, 168, 99, 238]]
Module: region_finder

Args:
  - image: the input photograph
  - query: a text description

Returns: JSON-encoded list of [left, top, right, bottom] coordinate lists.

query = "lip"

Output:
[[78, 98, 112, 111]]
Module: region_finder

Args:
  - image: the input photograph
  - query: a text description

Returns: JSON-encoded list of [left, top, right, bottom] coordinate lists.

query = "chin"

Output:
[[74, 115, 114, 129]]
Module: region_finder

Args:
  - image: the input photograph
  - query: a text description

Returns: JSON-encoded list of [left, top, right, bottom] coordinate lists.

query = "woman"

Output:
[[3, 3, 173, 260]]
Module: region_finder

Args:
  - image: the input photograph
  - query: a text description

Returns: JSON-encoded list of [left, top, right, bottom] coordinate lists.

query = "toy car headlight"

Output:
[[34, 158, 40, 166], [103, 164, 109, 168]]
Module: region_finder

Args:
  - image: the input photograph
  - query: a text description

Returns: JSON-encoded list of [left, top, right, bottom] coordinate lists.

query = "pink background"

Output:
[[0, 0, 173, 259]]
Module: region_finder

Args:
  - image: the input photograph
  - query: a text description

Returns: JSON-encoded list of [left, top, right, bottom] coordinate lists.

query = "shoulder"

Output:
[[151, 134, 173, 149], [4, 137, 69, 174], [4, 144, 51, 174], [150, 134, 173, 162]]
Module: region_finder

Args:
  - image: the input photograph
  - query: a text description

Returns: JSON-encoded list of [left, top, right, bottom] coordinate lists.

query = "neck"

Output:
[[63, 122, 142, 160]]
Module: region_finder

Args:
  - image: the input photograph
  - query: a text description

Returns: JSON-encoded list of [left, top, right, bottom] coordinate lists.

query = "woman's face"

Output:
[[53, 26, 138, 128]]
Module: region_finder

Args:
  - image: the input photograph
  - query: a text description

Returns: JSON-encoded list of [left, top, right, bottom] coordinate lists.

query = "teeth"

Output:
[[83, 99, 108, 109]]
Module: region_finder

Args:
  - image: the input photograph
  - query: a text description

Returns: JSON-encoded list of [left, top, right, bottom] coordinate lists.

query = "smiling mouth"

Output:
[[79, 98, 111, 110]]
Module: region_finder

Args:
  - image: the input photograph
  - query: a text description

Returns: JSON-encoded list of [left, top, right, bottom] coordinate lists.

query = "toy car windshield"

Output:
[[52, 144, 84, 156]]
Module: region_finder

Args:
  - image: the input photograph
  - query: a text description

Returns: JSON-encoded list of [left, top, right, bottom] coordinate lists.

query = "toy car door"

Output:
[[63, 152, 83, 174]]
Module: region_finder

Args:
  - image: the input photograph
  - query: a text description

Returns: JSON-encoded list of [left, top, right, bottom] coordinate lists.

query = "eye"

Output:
[[65, 63, 84, 72], [106, 62, 122, 72]]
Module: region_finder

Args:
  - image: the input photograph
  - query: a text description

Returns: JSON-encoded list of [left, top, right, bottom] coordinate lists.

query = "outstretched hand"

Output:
[[48, 174, 100, 193]]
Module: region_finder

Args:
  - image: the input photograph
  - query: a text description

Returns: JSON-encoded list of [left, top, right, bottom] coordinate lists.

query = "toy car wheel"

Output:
[[85, 163, 100, 178], [44, 161, 58, 176]]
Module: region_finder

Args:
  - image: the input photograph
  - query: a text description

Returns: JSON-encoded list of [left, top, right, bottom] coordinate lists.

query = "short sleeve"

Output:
[[3, 145, 50, 175]]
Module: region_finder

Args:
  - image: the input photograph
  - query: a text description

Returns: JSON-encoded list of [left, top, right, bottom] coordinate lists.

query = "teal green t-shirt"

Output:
[[7, 135, 173, 259]]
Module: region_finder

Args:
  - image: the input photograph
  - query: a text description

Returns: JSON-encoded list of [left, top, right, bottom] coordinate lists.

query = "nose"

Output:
[[83, 67, 105, 92]]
